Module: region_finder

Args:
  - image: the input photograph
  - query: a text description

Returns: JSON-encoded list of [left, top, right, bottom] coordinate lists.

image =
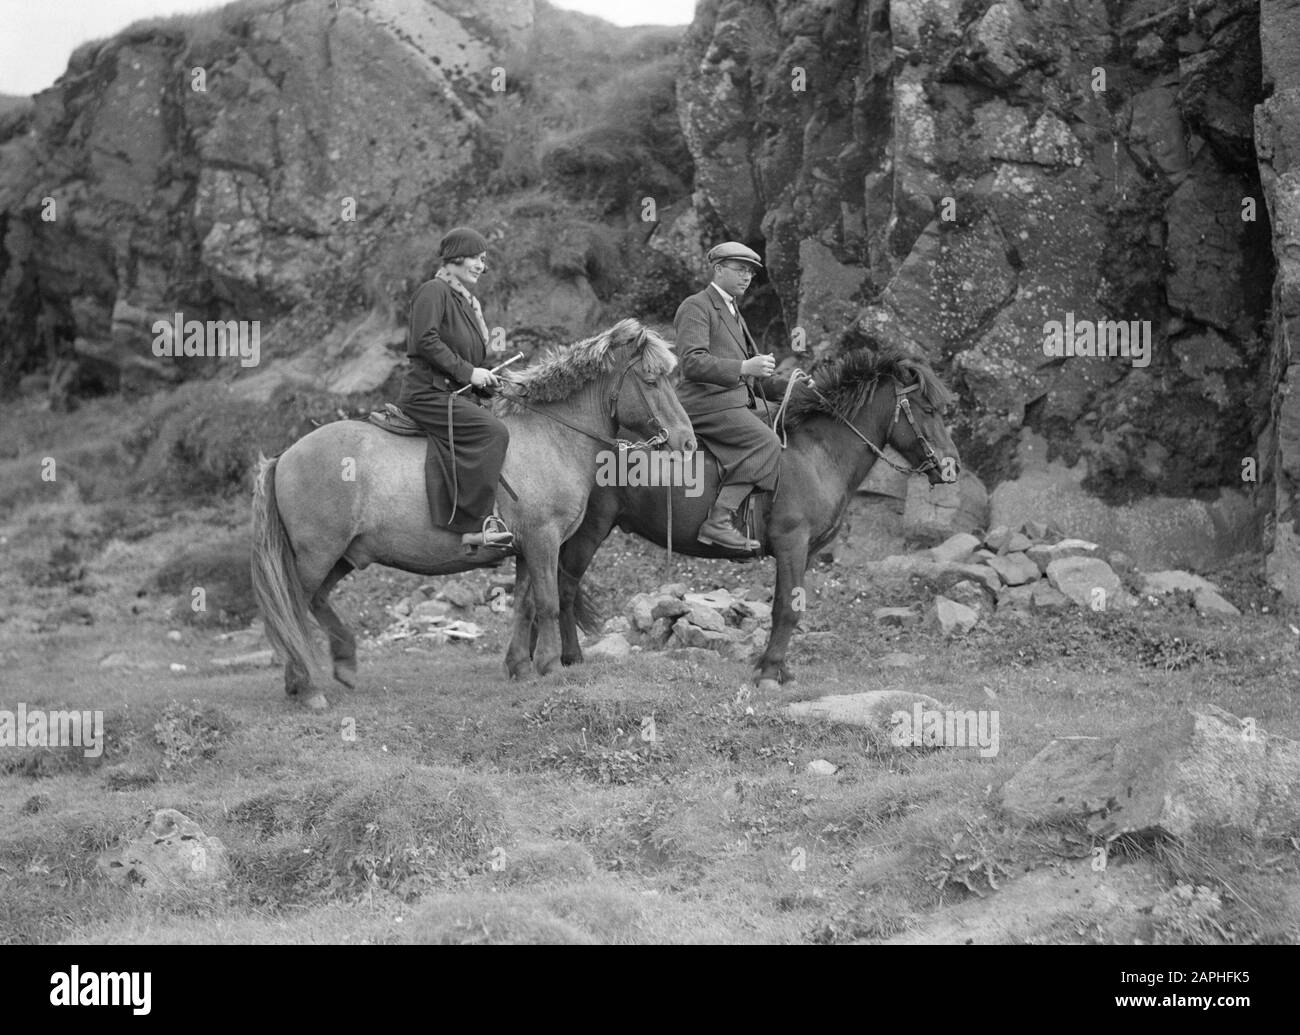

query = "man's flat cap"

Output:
[[706, 242, 763, 268]]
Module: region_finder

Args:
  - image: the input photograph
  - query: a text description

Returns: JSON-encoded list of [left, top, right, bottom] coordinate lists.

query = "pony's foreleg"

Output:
[[521, 529, 564, 677], [557, 560, 584, 667], [557, 504, 616, 666], [755, 529, 811, 692], [311, 559, 357, 688], [505, 557, 536, 679]]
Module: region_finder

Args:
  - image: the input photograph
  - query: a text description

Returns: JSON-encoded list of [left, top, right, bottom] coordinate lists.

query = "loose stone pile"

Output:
[[863, 523, 1240, 636], [584, 583, 774, 662]]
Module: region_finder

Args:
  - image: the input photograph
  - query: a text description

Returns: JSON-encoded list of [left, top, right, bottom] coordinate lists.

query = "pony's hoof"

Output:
[[756, 678, 781, 694], [304, 692, 329, 712], [334, 661, 357, 688]]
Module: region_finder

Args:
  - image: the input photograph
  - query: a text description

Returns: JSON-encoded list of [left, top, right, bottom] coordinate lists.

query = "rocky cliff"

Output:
[[671, 0, 1298, 589], [0, 0, 686, 400], [2, 0, 1298, 595]]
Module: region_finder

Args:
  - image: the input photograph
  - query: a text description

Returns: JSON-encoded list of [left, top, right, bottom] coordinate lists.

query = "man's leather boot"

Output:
[[696, 501, 759, 551]]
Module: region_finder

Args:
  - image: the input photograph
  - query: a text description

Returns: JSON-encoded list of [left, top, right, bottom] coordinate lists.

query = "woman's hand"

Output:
[[470, 367, 500, 390]]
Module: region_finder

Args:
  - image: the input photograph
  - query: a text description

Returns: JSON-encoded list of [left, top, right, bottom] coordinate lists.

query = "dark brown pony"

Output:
[[536, 346, 961, 691]]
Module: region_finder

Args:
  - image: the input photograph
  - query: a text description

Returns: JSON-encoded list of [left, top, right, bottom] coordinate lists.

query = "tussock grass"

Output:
[[314, 763, 506, 896], [149, 537, 256, 627], [3, 439, 1300, 941]]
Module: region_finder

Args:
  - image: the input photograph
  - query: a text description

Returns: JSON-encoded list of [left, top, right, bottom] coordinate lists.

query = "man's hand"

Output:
[[741, 355, 777, 378], [470, 367, 500, 390]]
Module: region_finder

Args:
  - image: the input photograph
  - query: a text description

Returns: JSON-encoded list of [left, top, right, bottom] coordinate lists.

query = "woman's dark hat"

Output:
[[439, 227, 489, 261]]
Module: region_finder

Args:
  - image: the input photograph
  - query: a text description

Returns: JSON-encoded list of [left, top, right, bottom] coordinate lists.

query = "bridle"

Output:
[[785, 370, 944, 477], [497, 344, 670, 452]]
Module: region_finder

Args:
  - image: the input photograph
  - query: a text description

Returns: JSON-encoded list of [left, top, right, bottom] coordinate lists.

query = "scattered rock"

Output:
[[987, 551, 1040, 586], [601, 615, 631, 635], [928, 532, 981, 565], [806, 759, 838, 776], [1026, 538, 1099, 573], [946, 580, 989, 611], [984, 525, 1015, 551], [683, 605, 727, 633], [902, 472, 990, 542], [99, 652, 133, 668], [1046, 556, 1127, 610], [629, 593, 657, 632], [874, 606, 921, 626], [997, 584, 1035, 610], [97, 808, 229, 892], [684, 589, 734, 611], [411, 599, 452, 622], [1194, 589, 1240, 617], [1030, 583, 1071, 611], [1005, 532, 1033, 553], [933, 595, 979, 635], [1141, 570, 1222, 596], [437, 581, 480, 609], [1000, 706, 1300, 837], [730, 598, 772, 623], [586, 633, 631, 661], [651, 596, 691, 622], [671, 619, 733, 651]]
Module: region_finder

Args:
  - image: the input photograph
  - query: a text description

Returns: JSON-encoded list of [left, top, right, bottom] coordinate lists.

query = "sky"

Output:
[[0, 0, 696, 96]]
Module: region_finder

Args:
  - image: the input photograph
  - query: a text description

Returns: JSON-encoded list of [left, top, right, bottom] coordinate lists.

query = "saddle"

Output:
[[366, 402, 519, 517], [368, 403, 421, 436]]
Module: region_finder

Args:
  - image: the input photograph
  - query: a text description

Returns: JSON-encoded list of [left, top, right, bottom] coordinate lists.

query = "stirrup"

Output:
[[462, 513, 514, 550]]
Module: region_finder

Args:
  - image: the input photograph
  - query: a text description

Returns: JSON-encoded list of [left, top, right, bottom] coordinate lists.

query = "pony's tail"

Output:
[[251, 454, 323, 687]]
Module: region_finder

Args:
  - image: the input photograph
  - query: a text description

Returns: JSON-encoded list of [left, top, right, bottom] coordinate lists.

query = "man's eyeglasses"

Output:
[[721, 264, 756, 276]]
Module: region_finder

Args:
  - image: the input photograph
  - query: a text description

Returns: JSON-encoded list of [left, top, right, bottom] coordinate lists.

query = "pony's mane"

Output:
[[783, 344, 953, 426], [495, 318, 676, 414]]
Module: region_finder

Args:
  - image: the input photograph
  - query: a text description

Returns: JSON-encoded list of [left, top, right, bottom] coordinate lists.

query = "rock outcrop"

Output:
[[674, 0, 1288, 589]]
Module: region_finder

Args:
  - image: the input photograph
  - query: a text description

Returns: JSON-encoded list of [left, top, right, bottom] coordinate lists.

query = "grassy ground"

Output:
[[3, 400, 1300, 944]]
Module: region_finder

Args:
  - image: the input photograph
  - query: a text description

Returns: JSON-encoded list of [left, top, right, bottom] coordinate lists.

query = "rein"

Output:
[[779, 370, 942, 477]]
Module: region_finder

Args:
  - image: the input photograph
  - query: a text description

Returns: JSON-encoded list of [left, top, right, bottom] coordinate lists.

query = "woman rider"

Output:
[[397, 227, 513, 549]]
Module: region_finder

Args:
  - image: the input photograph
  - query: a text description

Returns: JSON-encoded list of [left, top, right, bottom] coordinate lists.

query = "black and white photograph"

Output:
[[0, 0, 1296, 983]]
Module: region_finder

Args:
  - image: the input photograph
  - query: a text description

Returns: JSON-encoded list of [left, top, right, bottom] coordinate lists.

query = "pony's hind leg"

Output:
[[284, 543, 344, 710], [312, 559, 357, 689]]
